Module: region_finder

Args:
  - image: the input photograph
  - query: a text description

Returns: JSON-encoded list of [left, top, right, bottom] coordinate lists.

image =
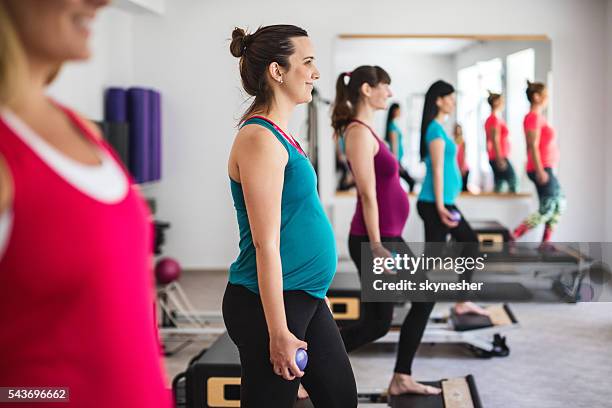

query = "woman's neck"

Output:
[[435, 112, 446, 123], [530, 104, 542, 114], [258, 94, 295, 130], [354, 102, 375, 125], [11, 55, 56, 115]]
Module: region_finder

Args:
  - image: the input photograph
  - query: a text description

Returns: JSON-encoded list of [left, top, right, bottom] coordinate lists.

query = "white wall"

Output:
[[116, 0, 610, 269], [47, 7, 133, 119]]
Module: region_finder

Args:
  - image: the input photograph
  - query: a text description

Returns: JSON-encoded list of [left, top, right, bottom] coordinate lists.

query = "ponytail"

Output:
[[331, 72, 353, 135]]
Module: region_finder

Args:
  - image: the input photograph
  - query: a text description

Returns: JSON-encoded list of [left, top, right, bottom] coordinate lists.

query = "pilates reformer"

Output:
[[173, 332, 484, 408]]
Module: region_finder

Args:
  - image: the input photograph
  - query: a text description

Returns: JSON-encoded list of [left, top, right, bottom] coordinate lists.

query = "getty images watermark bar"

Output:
[[0, 387, 69, 403], [359, 242, 612, 303]]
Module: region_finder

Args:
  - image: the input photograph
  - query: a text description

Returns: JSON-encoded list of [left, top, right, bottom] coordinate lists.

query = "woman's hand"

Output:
[[269, 329, 307, 381], [370, 243, 397, 275], [536, 170, 549, 185], [437, 206, 459, 228]]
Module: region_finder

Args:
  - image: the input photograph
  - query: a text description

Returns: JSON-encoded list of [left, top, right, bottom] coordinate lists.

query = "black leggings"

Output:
[[222, 283, 357, 408], [490, 159, 518, 193], [399, 165, 416, 192], [461, 171, 470, 192], [417, 201, 479, 287], [341, 235, 434, 375], [416, 201, 478, 243]]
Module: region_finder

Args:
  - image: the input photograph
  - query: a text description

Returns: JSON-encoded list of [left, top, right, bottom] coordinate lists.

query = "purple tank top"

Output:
[[347, 120, 410, 237]]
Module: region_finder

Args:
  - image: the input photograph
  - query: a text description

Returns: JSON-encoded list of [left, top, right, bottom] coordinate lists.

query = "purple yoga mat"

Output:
[[104, 87, 128, 122], [127, 88, 151, 183], [149, 90, 162, 181]]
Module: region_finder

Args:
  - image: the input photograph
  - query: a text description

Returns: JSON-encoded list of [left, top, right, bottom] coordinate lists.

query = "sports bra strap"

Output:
[[245, 116, 305, 156]]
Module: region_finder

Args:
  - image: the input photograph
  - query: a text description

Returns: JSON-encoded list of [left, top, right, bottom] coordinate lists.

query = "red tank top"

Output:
[[0, 107, 170, 407], [523, 111, 559, 172]]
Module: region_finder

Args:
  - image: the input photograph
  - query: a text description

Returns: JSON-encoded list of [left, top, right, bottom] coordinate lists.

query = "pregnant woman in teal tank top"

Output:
[[223, 25, 356, 408]]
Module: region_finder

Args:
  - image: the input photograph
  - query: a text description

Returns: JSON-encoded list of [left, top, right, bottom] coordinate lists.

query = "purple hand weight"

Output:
[[295, 348, 308, 371], [450, 210, 462, 222]]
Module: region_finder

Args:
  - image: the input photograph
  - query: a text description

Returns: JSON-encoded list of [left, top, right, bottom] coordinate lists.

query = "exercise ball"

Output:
[[155, 257, 181, 285]]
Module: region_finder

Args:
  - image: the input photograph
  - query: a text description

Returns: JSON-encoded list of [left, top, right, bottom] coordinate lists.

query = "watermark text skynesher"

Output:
[[373, 279, 484, 292]]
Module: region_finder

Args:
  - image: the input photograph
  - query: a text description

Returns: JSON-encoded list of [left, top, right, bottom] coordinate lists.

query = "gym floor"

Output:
[[163, 270, 612, 408]]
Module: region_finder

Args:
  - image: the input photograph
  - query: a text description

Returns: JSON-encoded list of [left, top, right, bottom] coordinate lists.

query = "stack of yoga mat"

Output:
[[102, 87, 162, 184]]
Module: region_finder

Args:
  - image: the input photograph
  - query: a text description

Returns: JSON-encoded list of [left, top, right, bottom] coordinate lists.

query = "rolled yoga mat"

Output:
[[127, 87, 151, 183], [104, 87, 128, 122], [149, 89, 162, 181]]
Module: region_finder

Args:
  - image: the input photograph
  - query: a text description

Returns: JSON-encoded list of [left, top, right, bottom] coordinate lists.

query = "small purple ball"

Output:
[[295, 348, 308, 371], [450, 210, 462, 222]]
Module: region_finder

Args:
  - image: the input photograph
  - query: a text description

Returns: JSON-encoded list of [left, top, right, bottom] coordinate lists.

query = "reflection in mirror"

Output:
[[333, 36, 552, 195]]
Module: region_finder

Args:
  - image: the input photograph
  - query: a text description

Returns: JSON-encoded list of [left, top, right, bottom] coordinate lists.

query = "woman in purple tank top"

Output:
[[331, 66, 440, 396]]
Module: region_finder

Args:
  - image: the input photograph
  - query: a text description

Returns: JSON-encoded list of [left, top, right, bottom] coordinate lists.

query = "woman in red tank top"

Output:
[[512, 81, 564, 244], [0, 2, 170, 407]]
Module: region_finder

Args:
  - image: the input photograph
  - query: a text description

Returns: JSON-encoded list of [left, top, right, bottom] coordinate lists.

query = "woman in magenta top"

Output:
[[485, 92, 518, 193], [331, 66, 439, 396], [513, 81, 564, 243], [0, 1, 170, 407]]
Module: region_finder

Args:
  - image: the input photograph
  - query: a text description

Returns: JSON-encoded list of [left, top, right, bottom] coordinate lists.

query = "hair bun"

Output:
[[230, 27, 248, 58]]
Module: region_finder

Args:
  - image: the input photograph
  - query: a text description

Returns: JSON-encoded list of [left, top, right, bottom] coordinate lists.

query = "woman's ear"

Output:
[[435, 96, 442, 109], [268, 62, 284, 84], [532, 92, 541, 104], [360, 82, 372, 97]]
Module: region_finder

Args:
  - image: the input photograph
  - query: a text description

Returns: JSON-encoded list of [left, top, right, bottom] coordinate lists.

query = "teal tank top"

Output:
[[418, 120, 463, 205], [229, 117, 337, 299], [386, 121, 404, 161]]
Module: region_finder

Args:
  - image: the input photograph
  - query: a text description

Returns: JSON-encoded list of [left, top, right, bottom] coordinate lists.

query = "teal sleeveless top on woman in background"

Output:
[[418, 120, 463, 205], [386, 121, 404, 161], [229, 117, 337, 299]]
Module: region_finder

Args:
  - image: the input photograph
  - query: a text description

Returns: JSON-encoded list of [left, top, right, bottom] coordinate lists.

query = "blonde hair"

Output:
[[0, 2, 27, 106]]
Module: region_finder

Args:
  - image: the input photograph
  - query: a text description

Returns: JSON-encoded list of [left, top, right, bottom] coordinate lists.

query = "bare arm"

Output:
[[0, 154, 13, 216], [429, 139, 458, 228], [487, 127, 504, 165], [526, 129, 543, 173], [235, 126, 306, 380], [526, 129, 547, 183]]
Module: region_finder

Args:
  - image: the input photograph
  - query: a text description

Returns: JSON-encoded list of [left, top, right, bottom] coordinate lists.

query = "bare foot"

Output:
[[538, 242, 557, 252], [388, 373, 441, 396], [297, 384, 309, 399], [454, 301, 490, 316]]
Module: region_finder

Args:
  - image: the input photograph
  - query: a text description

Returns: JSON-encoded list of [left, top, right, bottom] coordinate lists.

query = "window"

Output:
[[457, 58, 503, 190], [506, 48, 535, 182]]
